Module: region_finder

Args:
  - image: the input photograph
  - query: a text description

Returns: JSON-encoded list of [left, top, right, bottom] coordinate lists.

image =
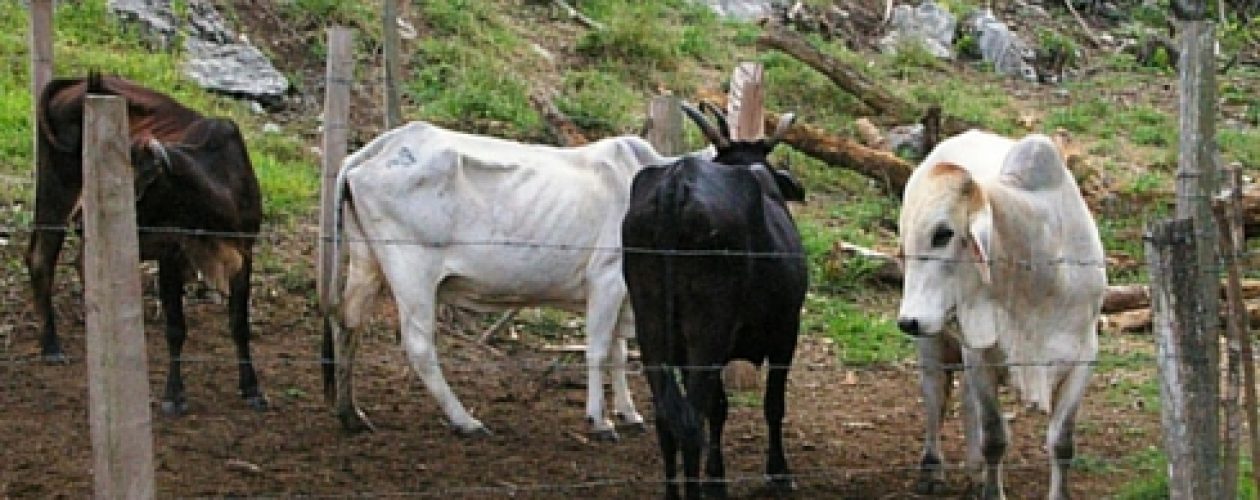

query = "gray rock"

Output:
[[696, 0, 774, 20], [879, 2, 957, 60], [107, 0, 289, 105], [886, 123, 926, 159], [107, 0, 179, 50], [966, 9, 1038, 81]]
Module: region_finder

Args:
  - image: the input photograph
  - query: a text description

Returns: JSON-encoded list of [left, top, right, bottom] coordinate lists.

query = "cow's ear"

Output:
[[773, 169, 805, 202], [967, 218, 991, 285]]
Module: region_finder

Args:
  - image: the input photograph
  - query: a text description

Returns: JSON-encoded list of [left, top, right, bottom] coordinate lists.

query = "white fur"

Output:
[[328, 121, 686, 436], [898, 130, 1106, 499]]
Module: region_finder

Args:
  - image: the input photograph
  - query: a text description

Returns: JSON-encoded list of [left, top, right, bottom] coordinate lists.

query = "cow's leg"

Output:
[[1047, 363, 1091, 500], [157, 254, 189, 415], [395, 278, 487, 436], [333, 251, 384, 433], [229, 254, 267, 410], [915, 335, 952, 494], [962, 348, 1007, 500], [609, 304, 644, 432], [678, 367, 707, 500], [764, 329, 799, 493], [26, 174, 77, 363], [583, 284, 627, 441], [702, 367, 729, 499], [645, 367, 682, 500]]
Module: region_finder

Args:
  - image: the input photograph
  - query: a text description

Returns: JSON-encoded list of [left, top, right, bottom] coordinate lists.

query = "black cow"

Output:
[[622, 103, 808, 499], [28, 73, 265, 413]]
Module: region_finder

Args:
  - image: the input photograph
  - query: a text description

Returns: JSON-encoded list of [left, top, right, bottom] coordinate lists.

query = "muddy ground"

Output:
[[0, 231, 1163, 499]]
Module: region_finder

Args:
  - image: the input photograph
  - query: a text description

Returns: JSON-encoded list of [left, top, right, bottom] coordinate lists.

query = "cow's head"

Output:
[[681, 102, 804, 202], [130, 137, 172, 201], [896, 161, 992, 341]]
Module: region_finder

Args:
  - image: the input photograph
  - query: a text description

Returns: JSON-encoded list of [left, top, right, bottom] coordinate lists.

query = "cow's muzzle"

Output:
[[897, 317, 923, 337]]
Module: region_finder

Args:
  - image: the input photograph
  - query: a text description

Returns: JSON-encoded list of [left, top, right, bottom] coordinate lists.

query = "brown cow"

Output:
[[28, 73, 266, 414]]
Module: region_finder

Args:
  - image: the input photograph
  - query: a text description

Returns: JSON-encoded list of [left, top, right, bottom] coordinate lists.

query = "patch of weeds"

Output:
[[1220, 128, 1260, 168], [411, 40, 540, 135], [819, 299, 910, 366], [557, 69, 642, 137], [576, 4, 683, 71], [728, 390, 762, 408]]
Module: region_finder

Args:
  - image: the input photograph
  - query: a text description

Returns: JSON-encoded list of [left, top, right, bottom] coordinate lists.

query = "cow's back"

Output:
[[342, 122, 654, 309]]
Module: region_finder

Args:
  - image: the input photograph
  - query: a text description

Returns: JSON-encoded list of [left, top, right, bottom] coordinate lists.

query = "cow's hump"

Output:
[[998, 134, 1067, 192]]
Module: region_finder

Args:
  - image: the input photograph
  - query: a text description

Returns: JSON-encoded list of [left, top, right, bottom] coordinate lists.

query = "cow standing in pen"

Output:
[[897, 130, 1106, 499], [622, 103, 807, 500], [28, 73, 266, 414], [322, 122, 701, 439]]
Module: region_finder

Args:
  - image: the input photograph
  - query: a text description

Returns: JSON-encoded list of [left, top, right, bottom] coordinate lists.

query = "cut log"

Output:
[[756, 26, 976, 134], [696, 88, 915, 196]]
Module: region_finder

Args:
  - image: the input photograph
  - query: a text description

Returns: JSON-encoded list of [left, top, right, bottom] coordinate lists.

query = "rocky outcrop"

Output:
[[106, 0, 289, 105]]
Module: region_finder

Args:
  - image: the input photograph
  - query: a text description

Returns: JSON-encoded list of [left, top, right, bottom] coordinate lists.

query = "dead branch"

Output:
[[530, 90, 590, 147], [697, 88, 914, 196], [1063, 0, 1104, 48], [552, 0, 604, 30], [756, 26, 976, 134]]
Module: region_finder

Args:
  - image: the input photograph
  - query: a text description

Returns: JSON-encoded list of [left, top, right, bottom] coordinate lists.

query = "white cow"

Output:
[[323, 121, 680, 440], [896, 130, 1106, 499]]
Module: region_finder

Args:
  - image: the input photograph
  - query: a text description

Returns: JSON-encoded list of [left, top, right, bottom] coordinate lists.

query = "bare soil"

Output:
[[0, 232, 1163, 499]]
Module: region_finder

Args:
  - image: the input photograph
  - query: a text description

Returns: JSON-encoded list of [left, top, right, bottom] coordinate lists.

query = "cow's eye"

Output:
[[930, 227, 954, 248]]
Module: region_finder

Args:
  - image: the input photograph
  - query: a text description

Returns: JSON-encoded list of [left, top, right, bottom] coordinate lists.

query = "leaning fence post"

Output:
[[318, 27, 354, 316], [1147, 217, 1221, 499], [82, 95, 156, 500]]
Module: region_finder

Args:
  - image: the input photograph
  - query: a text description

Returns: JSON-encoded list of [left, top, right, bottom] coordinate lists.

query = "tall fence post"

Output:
[[82, 95, 156, 500], [1170, 8, 1223, 498], [1148, 218, 1220, 499], [29, 0, 53, 189], [726, 61, 764, 141], [646, 95, 684, 156], [382, 0, 403, 129], [318, 27, 354, 316]]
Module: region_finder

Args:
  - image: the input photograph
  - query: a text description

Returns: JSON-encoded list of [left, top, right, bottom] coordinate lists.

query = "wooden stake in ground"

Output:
[[82, 95, 156, 500], [1224, 167, 1260, 494], [645, 95, 685, 156], [382, 0, 404, 130], [29, 0, 53, 191], [318, 27, 355, 316]]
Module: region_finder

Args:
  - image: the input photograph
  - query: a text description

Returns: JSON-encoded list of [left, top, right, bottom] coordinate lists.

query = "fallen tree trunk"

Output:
[[757, 25, 976, 135], [696, 88, 915, 196]]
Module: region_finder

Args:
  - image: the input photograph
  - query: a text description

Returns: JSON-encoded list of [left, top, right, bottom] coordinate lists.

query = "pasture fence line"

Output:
[[317, 27, 354, 319]]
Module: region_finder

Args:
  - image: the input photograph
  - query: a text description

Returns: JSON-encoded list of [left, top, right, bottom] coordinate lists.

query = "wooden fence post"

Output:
[[726, 62, 764, 141], [318, 27, 354, 316], [29, 0, 53, 189], [1148, 218, 1221, 499], [83, 95, 156, 500], [646, 95, 684, 156], [382, 0, 403, 129]]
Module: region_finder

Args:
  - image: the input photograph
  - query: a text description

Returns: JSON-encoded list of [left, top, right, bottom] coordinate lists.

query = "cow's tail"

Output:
[[321, 139, 368, 403], [654, 164, 703, 457]]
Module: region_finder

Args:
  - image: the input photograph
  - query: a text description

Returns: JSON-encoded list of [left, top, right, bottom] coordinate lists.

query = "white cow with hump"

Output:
[[896, 130, 1106, 499], [323, 121, 678, 440]]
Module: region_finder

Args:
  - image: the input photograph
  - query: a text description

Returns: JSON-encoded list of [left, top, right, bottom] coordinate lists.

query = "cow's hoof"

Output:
[[338, 410, 376, 434], [915, 477, 948, 495], [702, 481, 729, 499], [161, 400, 188, 416], [589, 427, 620, 442], [614, 413, 646, 435], [243, 395, 269, 411], [452, 424, 492, 438], [41, 351, 68, 364]]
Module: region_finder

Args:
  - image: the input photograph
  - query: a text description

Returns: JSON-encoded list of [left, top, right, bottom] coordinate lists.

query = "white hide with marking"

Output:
[[898, 130, 1106, 412], [332, 121, 671, 433]]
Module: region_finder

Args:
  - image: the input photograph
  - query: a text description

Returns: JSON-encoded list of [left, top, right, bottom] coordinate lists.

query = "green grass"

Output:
[[0, 0, 319, 221]]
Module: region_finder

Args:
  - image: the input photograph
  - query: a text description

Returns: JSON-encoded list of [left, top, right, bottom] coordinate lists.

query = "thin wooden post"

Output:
[[1148, 218, 1221, 499], [1224, 166, 1260, 494], [646, 95, 684, 156], [318, 27, 354, 316], [382, 0, 403, 129], [726, 62, 764, 141], [82, 95, 156, 500], [29, 0, 53, 188]]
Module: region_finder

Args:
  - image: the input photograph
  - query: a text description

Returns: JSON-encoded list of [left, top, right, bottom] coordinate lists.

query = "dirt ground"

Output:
[[0, 231, 1164, 499]]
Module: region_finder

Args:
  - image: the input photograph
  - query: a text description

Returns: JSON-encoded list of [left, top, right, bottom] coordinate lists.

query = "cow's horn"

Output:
[[698, 101, 731, 142], [767, 113, 796, 149], [148, 138, 172, 173], [681, 102, 730, 149]]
